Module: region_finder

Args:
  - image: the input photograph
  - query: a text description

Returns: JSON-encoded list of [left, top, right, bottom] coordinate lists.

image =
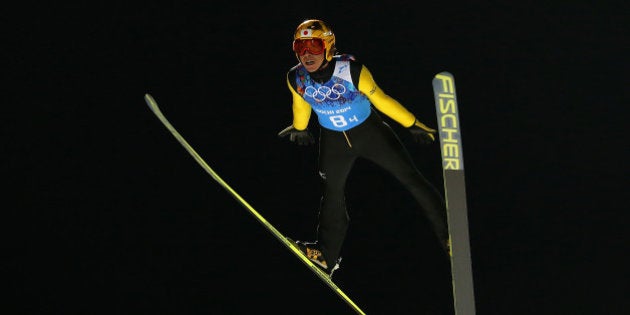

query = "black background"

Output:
[[7, 1, 627, 314]]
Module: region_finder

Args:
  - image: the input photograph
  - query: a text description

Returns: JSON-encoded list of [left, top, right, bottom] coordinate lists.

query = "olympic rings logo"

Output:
[[304, 83, 346, 102]]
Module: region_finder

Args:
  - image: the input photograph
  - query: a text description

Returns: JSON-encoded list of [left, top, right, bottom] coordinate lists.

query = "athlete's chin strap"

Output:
[[309, 59, 334, 83], [317, 59, 330, 71]]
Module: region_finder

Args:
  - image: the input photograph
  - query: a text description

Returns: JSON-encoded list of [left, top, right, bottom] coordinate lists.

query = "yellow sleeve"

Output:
[[286, 76, 312, 131], [357, 65, 417, 127]]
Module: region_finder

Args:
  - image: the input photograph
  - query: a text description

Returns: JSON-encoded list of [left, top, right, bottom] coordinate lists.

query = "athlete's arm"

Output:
[[356, 65, 417, 127], [286, 75, 312, 131]]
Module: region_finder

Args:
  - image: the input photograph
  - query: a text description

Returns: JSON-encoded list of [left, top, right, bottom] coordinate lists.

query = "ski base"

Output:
[[432, 72, 477, 315]]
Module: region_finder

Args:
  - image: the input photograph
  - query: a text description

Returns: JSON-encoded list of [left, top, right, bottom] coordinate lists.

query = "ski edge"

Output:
[[143, 93, 366, 315]]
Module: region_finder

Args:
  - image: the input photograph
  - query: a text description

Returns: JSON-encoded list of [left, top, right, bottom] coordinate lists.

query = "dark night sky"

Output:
[[7, 1, 627, 314]]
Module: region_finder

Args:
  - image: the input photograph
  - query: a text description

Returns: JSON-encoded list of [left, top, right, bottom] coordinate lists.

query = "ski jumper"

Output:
[[286, 55, 448, 265]]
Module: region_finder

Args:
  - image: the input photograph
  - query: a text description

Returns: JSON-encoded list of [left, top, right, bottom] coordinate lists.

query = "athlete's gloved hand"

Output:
[[407, 119, 437, 145], [278, 126, 315, 146]]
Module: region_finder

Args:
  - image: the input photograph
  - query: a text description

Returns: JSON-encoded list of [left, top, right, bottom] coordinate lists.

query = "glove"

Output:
[[278, 126, 315, 146], [408, 119, 437, 145]]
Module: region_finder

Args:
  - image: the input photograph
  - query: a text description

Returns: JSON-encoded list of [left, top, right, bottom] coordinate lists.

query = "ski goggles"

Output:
[[292, 38, 325, 56]]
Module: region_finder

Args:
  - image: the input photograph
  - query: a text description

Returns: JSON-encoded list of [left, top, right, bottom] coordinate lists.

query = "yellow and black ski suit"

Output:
[[285, 55, 448, 266]]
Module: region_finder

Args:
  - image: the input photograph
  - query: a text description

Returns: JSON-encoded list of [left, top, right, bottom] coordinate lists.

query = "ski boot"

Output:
[[288, 238, 341, 278]]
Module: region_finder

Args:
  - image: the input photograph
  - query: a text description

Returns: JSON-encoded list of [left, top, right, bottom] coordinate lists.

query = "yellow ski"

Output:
[[143, 93, 366, 315]]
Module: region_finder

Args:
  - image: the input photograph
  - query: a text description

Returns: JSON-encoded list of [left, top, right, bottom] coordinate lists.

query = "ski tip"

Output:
[[144, 93, 157, 109], [435, 71, 453, 77]]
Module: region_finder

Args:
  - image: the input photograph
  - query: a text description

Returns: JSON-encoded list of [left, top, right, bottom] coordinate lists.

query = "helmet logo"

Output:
[[293, 19, 335, 61]]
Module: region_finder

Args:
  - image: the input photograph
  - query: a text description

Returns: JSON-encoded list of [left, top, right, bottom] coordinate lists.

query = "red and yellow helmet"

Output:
[[292, 19, 336, 62]]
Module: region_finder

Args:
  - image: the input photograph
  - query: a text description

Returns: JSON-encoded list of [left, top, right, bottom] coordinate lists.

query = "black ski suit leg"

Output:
[[316, 128, 356, 266], [361, 117, 449, 245]]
